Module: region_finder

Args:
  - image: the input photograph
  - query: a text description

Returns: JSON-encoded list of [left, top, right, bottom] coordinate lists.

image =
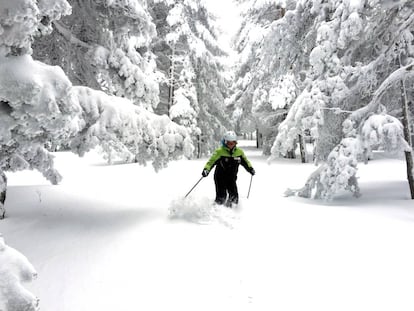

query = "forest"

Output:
[[1, 1, 414, 310], [1, 0, 413, 216]]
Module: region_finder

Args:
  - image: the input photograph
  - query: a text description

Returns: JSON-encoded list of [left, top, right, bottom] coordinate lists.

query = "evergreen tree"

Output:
[[33, 0, 160, 110], [0, 0, 193, 218], [230, 0, 288, 153], [150, 0, 231, 157], [271, 0, 414, 199]]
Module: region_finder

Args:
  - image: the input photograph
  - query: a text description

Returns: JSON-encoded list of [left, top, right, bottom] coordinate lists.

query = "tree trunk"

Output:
[[0, 170, 6, 219], [315, 108, 344, 162], [167, 43, 176, 117], [286, 150, 296, 159], [197, 134, 201, 159], [298, 134, 307, 163], [256, 128, 260, 148], [400, 80, 414, 199]]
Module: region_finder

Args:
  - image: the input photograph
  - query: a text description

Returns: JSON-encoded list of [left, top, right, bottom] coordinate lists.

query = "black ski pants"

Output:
[[214, 173, 238, 205]]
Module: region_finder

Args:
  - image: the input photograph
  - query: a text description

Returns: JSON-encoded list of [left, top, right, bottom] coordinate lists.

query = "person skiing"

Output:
[[201, 131, 255, 207]]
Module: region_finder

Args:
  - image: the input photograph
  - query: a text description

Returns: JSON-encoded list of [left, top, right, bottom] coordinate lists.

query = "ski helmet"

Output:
[[223, 130, 237, 142]]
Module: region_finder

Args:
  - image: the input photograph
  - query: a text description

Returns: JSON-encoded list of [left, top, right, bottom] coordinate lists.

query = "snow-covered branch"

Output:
[[381, 12, 414, 57], [348, 61, 414, 129], [70, 86, 194, 169], [52, 21, 92, 49]]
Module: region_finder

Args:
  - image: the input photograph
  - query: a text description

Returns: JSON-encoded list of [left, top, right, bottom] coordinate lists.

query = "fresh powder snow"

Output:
[[1, 140, 414, 311]]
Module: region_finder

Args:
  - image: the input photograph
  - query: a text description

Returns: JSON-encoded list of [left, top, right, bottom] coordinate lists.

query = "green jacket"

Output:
[[204, 146, 252, 177]]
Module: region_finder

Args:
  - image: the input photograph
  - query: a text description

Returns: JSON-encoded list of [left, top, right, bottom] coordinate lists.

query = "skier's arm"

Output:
[[240, 150, 255, 175], [240, 150, 252, 170], [204, 148, 222, 171]]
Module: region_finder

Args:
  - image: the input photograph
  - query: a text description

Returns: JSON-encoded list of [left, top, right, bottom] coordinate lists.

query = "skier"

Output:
[[201, 131, 255, 207]]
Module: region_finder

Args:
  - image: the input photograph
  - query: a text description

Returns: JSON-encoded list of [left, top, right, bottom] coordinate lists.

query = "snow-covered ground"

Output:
[[1, 140, 414, 311]]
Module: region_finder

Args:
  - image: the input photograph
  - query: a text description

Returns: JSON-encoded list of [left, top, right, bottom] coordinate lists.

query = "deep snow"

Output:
[[1, 140, 414, 311]]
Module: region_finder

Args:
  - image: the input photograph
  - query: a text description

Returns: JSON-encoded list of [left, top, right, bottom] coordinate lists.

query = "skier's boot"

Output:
[[215, 198, 225, 205], [226, 195, 238, 208]]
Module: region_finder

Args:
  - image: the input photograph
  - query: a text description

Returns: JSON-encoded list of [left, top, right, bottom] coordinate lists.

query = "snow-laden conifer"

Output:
[[270, 0, 414, 199], [230, 0, 295, 153], [33, 0, 160, 110], [0, 0, 193, 219], [150, 0, 230, 157]]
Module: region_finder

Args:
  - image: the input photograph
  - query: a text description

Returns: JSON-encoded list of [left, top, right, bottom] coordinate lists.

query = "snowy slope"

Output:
[[1, 141, 414, 311]]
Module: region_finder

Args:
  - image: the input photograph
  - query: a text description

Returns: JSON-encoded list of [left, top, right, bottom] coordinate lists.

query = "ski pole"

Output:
[[184, 176, 204, 198], [247, 175, 253, 199]]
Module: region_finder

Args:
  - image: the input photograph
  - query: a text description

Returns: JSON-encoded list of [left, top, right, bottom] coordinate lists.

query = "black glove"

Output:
[[202, 169, 209, 177], [249, 167, 255, 176]]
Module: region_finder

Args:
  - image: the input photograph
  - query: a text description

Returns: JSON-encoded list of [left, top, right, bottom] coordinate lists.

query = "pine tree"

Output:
[[0, 0, 193, 219], [33, 0, 160, 110], [230, 0, 289, 153], [275, 0, 414, 199], [150, 0, 231, 156]]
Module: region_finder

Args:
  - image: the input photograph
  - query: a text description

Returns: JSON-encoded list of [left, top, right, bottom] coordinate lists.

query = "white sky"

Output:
[[203, 0, 241, 38], [203, 0, 242, 65]]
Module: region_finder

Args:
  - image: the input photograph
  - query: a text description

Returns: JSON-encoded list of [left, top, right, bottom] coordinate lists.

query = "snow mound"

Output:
[[168, 197, 240, 228], [0, 235, 39, 311]]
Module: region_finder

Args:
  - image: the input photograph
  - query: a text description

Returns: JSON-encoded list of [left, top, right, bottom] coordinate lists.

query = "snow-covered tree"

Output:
[[0, 235, 39, 311], [230, 0, 290, 153], [150, 0, 231, 156], [274, 0, 414, 199], [0, 0, 76, 216], [0, 0, 193, 218], [69, 86, 194, 168], [150, 0, 200, 140], [33, 0, 160, 110]]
